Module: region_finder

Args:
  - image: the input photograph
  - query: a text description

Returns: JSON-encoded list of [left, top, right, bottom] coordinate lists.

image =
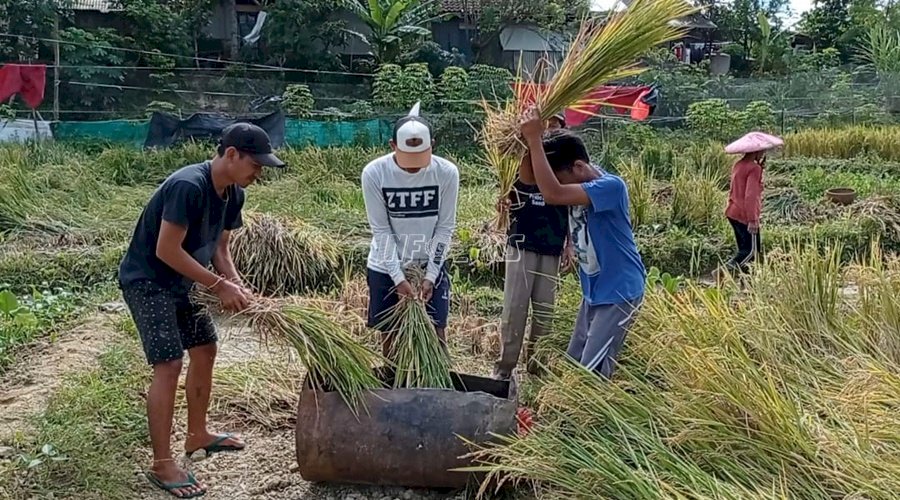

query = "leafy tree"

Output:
[[58, 27, 129, 109], [263, 0, 348, 70], [700, 0, 789, 55], [753, 11, 788, 73], [343, 0, 440, 63], [800, 0, 852, 54], [0, 0, 70, 61]]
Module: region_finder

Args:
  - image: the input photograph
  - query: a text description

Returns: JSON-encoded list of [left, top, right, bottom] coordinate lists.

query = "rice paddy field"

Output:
[[2, 123, 900, 499]]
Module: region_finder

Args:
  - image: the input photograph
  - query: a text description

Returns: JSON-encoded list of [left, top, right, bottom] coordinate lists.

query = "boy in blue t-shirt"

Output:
[[519, 107, 646, 378]]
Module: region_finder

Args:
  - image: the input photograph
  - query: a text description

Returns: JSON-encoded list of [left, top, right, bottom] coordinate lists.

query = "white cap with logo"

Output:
[[393, 102, 433, 169]]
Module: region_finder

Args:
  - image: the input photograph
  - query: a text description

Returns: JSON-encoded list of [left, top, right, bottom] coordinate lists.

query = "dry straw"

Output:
[[483, 0, 695, 156]]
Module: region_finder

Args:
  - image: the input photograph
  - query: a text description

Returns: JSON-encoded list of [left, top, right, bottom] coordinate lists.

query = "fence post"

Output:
[[780, 106, 785, 136]]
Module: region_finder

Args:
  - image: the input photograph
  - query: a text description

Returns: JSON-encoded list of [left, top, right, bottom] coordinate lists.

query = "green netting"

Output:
[[51, 120, 151, 147], [284, 118, 392, 147]]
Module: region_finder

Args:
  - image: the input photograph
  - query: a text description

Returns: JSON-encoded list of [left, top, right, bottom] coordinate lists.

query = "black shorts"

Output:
[[366, 266, 451, 331], [121, 281, 217, 365]]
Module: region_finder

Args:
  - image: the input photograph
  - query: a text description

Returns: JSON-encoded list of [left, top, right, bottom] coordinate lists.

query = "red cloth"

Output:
[[511, 82, 652, 126], [0, 64, 47, 109], [725, 158, 764, 225]]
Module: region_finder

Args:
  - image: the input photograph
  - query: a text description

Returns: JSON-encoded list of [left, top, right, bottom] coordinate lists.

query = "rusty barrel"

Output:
[[295, 368, 518, 489]]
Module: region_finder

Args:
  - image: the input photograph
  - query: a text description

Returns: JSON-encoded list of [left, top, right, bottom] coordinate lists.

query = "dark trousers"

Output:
[[727, 218, 762, 273]]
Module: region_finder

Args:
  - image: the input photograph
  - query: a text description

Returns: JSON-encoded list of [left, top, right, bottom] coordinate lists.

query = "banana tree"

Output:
[[343, 0, 442, 63], [754, 11, 785, 74]]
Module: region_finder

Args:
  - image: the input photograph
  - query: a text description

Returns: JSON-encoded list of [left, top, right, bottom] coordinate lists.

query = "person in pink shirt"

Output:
[[724, 151, 765, 273]]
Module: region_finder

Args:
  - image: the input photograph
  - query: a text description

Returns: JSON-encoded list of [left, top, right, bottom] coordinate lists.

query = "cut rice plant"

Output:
[[763, 187, 824, 224], [468, 246, 900, 499], [230, 212, 341, 295], [483, 0, 695, 155], [196, 292, 384, 415], [377, 267, 453, 389]]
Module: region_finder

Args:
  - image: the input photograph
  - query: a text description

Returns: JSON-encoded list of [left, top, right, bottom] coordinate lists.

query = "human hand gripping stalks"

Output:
[[377, 266, 453, 389], [192, 289, 384, 416], [483, 0, 695, 157]]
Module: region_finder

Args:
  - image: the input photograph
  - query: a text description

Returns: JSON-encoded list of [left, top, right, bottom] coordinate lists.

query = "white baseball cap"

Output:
[[392, 102, 433, 169]]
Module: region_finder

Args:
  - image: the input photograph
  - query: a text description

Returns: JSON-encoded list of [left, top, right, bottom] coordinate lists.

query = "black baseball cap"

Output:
[[219, 122, 286, 168]]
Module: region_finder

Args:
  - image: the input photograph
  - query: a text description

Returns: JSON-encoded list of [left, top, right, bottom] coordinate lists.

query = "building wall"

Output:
[[432, 19, 474, 63]]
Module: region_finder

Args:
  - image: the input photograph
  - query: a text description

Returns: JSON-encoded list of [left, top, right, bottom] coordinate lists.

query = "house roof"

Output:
[[70, 0, 123, 12], [500, 25, 566, 52], [590, 0, 716, 30], [441, 0, 481, 15]]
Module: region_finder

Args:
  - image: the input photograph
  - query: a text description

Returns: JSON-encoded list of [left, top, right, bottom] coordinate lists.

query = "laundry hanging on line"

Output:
[[0, 64, 47, 109]]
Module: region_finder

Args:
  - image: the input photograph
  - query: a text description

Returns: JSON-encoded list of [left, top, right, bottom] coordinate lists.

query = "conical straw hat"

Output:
[[724, 131, 784, 154]]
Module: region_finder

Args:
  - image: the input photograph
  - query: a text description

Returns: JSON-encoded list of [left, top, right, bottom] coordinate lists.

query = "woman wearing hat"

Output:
[[723, 131, 783, 273]]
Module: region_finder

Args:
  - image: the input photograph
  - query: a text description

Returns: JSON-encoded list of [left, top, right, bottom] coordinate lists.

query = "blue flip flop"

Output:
[[146, 471, 206, 498], [185, 433, 245, 460]]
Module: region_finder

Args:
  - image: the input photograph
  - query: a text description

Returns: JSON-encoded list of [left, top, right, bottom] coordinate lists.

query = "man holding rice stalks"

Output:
[[362, 103, 460, 357], [518, 107, 645, 379], [118, 123, 285, 498], [493, 119, 574, 381]]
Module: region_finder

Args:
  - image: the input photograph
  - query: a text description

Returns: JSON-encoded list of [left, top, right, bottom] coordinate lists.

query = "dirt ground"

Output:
[[1, 296, 505, 500]]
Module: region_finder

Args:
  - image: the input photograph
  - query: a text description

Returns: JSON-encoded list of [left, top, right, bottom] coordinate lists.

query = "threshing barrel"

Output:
[[295, 368, 518, 489]]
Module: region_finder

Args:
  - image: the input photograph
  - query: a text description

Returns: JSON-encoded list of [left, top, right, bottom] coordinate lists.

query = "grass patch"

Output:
[[2, 339, 148, 499], [0, 287, 85, 372]]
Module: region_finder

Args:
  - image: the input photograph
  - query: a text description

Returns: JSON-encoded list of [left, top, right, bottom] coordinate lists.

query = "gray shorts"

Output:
[[567, 297, 642, 378]]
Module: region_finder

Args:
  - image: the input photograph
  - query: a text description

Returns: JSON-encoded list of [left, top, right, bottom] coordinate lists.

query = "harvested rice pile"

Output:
[[230, 212, 341, 295], [468, 246, 900, 499]]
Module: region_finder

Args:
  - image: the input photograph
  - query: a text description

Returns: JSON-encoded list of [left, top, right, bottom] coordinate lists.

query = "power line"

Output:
[[0, 32, 375, 78]]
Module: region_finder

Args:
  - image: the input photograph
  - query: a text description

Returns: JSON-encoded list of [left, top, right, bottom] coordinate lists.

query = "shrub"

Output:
[[468, 64, 514, 102], [439, 66, 471, 113], [686, 99, 738, 142], [742, 100, 776, 132], [373, 63, 436, 111], [282, 84, 315, 118]]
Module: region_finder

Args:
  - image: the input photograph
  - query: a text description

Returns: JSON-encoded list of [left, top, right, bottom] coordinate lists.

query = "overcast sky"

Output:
[[589, 0, 816, 27]]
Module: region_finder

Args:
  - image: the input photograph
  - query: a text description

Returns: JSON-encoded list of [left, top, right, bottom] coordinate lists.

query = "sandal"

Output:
[[146, 471, 206, 498], [185, 432, 245, 460]]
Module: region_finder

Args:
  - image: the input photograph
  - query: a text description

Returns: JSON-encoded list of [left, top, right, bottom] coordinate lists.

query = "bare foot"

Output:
[[150, 459, 206, 498], [185, 431, 245, 455]]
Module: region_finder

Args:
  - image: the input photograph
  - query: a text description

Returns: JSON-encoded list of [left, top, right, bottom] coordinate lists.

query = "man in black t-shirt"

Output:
[[493, 148, 573, 380], [118, 123, 284, 498]]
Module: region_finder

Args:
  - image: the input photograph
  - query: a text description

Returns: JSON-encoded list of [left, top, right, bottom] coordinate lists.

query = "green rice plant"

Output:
[[617, 158, 654, 228], [230, 212, 341, 295], [638, 141, 675, 179], [377, 268, 453, 389], [670, 163, 726, 233], [678, 140, 732, 188]]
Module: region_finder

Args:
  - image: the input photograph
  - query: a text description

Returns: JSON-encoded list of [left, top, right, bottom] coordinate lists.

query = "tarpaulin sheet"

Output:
[[0, 119, 52, 143], [511, 83, 659, 126], [51, 119, 150, 147], [284, 118, 391, 148], [144, 110, 285, 149]]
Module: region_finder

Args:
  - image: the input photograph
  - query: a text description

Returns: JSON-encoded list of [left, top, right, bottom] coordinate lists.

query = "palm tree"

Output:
[[344, 0, 442, 63]]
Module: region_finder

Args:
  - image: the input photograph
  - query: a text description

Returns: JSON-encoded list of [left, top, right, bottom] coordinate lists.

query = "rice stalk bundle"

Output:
[[482, 136, 521, 234], [483, 0, 695, 155], [230, 212, 340, 295], [377, 267, 452, 389], [199, 293, 384, 415]]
